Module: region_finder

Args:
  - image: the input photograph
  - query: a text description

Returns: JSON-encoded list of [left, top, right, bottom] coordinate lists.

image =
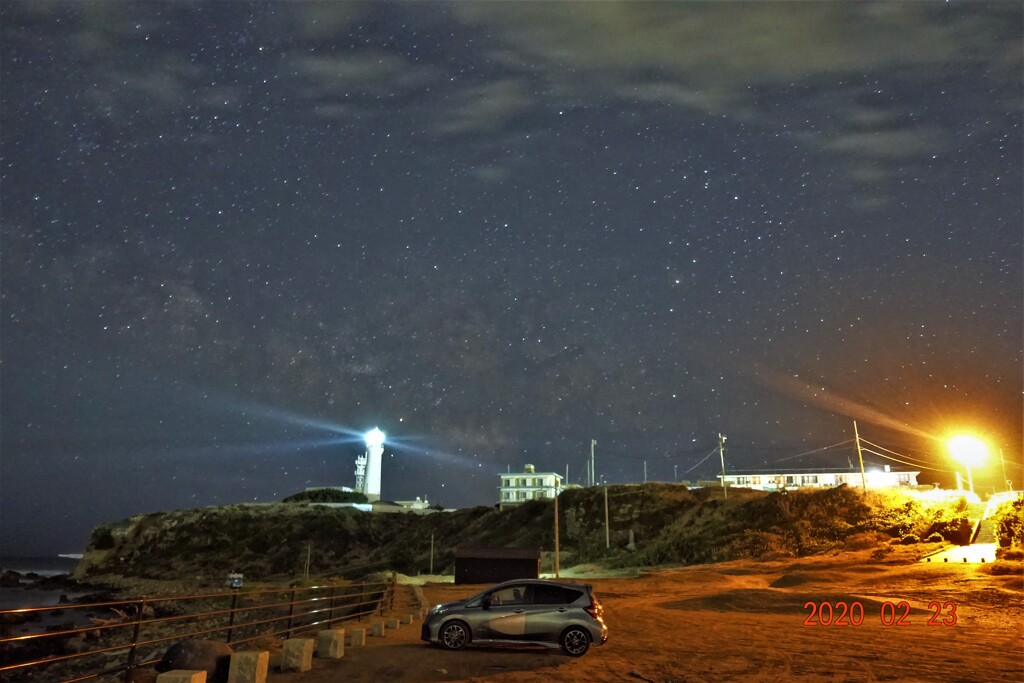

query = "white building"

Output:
[[499, 464, 562, 509], [719, 465, 919, 491], [354, 427, 386, 502]]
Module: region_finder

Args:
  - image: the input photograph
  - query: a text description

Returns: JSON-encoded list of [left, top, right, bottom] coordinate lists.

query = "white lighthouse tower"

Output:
[[357, 427, 385, 502]]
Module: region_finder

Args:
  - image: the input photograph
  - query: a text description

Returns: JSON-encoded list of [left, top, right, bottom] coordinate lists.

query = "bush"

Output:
[[899, 534, 920, 545], [844, 532, 887, 550], [995, 546, 1024, 561], [925, 516, 972, 545], [994, 499, 1024, 548], [91, 528, 116, 550], [722, 530, 793, 559], [870, 546, 892, 560], [925, 533, 944, 543], [987, 560, 1023, 575]]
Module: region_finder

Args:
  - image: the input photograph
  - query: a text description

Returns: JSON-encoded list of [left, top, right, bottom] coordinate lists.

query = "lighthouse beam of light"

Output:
[[189, 390, 377, 450], [379, 435, 483, 470], [181, 388, 488, 468]]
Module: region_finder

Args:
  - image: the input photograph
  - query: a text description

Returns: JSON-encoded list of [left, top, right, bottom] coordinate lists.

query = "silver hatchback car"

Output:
[[421, 579, 608, 657]]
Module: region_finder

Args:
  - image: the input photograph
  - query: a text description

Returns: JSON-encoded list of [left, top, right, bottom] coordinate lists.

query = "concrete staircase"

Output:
[[973, 517, 998, 544], [966, 501, 997, 545]]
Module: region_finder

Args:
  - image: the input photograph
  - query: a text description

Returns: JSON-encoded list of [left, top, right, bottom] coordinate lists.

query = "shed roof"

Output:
[[454, 546, 540, 560]]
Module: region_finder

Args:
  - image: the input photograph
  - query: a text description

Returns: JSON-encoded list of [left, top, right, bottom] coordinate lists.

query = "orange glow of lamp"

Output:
[[947, 435, 987, 494]]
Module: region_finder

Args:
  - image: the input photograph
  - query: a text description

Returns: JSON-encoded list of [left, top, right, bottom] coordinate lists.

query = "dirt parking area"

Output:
[[270, 549, 1023, 683]]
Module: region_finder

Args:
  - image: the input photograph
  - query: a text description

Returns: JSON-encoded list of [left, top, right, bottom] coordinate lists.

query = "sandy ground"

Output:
[[269, 548, 1023, 683]]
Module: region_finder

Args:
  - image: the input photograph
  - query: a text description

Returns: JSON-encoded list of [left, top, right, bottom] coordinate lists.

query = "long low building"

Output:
[[719, 465, 919, 491]]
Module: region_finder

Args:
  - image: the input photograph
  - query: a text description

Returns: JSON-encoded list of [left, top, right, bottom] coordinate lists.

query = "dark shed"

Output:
[[453, 547, 541, 584]]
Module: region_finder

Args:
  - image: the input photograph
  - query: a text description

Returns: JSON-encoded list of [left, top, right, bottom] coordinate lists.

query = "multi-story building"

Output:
[[499, 464, 562, 509], [719, 465, 919, 491]]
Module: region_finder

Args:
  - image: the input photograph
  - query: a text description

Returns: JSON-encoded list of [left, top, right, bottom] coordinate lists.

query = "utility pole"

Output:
[[643, 460, 647, 483], [553, 484, 560, 578], [718, 433, 727, 499], [429, 533, 434, 575], [853, 421, 867, 493], [604, 486, 610, 549], [1000, 449, 1010, 491], [590, 439, 597, 487], [674, 464, 678, 482]]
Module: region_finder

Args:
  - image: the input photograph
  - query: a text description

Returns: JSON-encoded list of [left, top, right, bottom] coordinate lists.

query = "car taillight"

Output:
[[584, 605, 598, 619]]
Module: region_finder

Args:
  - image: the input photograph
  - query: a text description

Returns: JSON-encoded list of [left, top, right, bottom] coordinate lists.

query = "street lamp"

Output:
[[947, 435, 987, 494]]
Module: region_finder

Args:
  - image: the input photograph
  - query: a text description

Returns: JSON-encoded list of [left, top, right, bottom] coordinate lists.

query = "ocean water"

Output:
[[1, 555, 80, 577], [1, 555, 83, 611]]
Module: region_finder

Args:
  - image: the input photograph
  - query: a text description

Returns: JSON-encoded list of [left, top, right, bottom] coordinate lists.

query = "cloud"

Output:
[[435, 78, 536, 135], [449, 1, 1016, 204], [467, 164, 512, 184], [286, 1, 370, 41], [453, 2, 967, 95], [287, 50, 441, 110], [824, 127, 944, 161]]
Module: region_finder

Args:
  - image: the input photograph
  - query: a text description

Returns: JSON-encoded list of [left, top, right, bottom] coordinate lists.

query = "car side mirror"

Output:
[[481, 596, 492, 610]]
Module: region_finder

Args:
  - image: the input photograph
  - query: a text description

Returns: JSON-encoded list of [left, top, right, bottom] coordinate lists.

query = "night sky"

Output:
[[2, 2, 1021, 557]]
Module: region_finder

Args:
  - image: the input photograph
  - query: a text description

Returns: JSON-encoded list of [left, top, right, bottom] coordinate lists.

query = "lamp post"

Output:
[[947, 435, 986, 495]]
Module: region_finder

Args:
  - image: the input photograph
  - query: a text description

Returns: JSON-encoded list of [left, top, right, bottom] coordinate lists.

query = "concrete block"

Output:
[[157, 672, 207, 683], [281, 638, 314, 673], [227, 651, 269, 683], [385, 618, 400, 629], [348, 627, 366, 647], [400, 614, 414, 624], [316, 629, 345, 659], [370, 621, 385, 637]]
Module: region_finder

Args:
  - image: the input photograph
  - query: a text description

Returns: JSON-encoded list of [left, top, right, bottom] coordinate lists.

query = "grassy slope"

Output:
[[73, 485, 974, 583]]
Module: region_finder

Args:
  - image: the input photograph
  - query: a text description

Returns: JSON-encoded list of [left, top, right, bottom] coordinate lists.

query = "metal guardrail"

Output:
[[0, 578, 395, 683]]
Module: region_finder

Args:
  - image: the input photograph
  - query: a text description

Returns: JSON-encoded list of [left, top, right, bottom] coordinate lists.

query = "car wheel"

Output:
[[440, 620, 470, 650], [560, 626, 590, 657]]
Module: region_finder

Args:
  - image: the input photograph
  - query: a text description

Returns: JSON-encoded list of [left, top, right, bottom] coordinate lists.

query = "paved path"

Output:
[[920, 543, 997, 564]]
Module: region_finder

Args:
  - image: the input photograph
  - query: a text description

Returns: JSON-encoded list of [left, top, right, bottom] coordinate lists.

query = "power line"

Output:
[[679, 448, 720, 475], [859, 438, 939, 467], [858, 447, 955, 473], [763, 439, 856, 465], [596, 444, 714, 461]]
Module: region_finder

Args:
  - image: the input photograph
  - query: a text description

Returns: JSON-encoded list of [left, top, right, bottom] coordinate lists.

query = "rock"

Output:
[[0, 570, 23, 587], [156, 639, 234, 683]]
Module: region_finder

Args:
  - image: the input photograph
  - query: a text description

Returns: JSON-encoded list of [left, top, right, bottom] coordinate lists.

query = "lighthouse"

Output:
[[356, 427, 385, 501]]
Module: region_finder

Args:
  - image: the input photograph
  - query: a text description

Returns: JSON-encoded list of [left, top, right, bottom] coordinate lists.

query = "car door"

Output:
[[477, 584, 531, 641], [525, 583, 585, 641]]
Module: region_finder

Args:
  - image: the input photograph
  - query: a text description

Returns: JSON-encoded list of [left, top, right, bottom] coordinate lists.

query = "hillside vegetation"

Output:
[[73, 484, 971, 583]]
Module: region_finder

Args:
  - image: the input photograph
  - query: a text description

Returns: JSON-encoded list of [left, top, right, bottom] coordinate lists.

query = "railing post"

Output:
[[123, 599, 146, 683], [356, 582, 364, 621], [328, 585, 337, 625], [285, 589, 297, 639], [225, 591, 239, 643]]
